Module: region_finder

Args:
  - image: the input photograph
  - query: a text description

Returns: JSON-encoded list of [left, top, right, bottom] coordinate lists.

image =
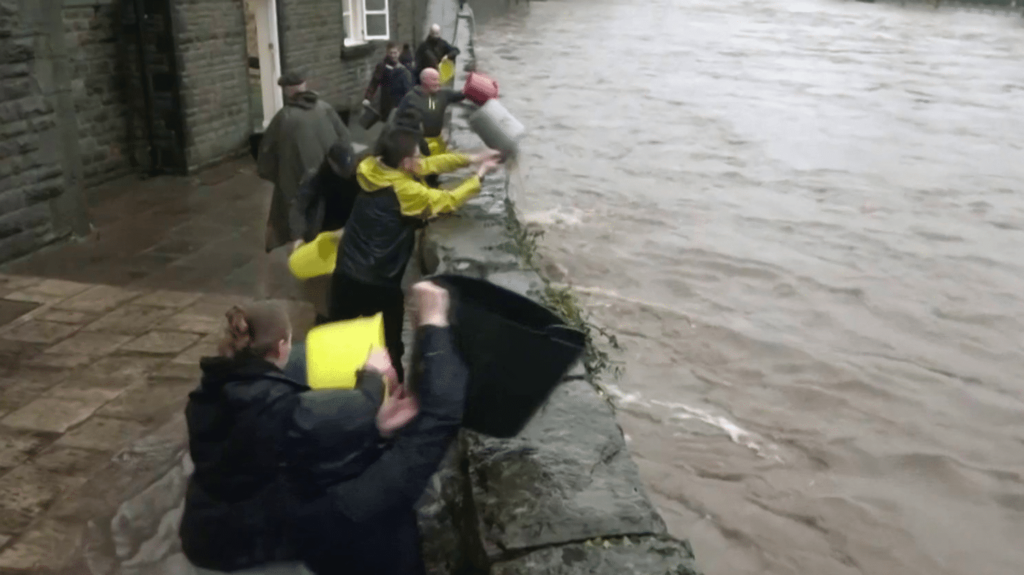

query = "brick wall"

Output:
[[172, 0, 252, 172], [62, 4, 132, 187], [0, 2, 66, 262]]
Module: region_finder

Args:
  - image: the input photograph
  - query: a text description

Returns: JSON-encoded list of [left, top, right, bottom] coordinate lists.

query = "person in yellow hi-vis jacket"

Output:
[[328, 129, 501, 382]]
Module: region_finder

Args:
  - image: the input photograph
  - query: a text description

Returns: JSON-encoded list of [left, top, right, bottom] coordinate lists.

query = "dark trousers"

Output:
[[328, 274, 406, 382], [301, 509, 425, 575]]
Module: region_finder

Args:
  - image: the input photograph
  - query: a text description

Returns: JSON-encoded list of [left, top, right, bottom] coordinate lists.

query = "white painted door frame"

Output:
[[253, 0, 283, 129]]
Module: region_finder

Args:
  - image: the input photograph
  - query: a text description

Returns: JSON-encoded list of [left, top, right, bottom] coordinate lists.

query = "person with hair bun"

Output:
[[180, 282, 467, 575]]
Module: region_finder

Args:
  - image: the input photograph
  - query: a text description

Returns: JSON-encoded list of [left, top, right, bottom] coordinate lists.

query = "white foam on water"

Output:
[[520, 206, 586, 227], [606, 384, 778, 459]]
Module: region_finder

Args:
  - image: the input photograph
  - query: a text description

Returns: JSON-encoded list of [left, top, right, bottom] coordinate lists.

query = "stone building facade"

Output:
[[0, 0, 431, 264]]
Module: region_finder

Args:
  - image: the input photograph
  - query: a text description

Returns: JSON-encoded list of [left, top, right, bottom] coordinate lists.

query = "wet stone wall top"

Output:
[[415, 2, 701, 573]]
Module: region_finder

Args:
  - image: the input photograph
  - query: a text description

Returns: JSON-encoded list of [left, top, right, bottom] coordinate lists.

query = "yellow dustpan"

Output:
[[288, 231, 341, 279], [305, 313, 386, 390], [438, 59, 455, 85]]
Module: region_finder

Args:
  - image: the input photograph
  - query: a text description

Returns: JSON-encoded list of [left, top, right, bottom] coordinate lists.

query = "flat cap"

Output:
[[278, 71, 306, 87]]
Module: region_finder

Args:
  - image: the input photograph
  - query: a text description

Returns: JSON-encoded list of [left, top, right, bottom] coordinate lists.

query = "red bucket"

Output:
[[463, 72, 499, 106]]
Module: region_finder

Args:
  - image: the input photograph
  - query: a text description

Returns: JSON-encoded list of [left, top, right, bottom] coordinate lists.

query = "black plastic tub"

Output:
[[430, 274, 586, 438]]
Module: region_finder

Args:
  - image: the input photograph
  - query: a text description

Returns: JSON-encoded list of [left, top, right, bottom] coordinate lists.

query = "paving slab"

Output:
[[133, 290, 204, 309], [0, 299, 39, 326], [97, 380, 196, 425], [56, 417, 149, 452], [0, 428, 53, 471], [0, 275, 41, 294], [1, 320, 81, 344], [33, 309, 98, 325], [44, 331, 134, 356], [0, 464, 85, 535], [83, 305, 179, 336], [24, 353, 94, 370], [121, 331, 203, 355], [170, 333, 221, 366], [1, 396, 111, 434], [22, 280, 93, 299], [154, 312, 223, 334], [0, 519, 83, 571], [32, 445, 112, 478], [0, 158, 339, 566]]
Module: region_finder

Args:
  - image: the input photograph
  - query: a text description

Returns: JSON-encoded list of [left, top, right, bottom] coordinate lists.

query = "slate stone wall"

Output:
[[0, 0, 68, 263], [62, 3, 132, 186], [171, 0, 252, 172]]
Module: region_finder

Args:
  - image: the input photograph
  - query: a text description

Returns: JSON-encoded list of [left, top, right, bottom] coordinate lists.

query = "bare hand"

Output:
[[411, 281, 450, 327], [476, 158, 500, 179], [376, 384, 419, 437], [470, 150, 502, 164], [291, 239, 304, 253], [363, 349, 393, 374]]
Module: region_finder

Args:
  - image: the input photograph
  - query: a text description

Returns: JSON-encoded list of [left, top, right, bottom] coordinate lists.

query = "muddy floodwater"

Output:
[[474, 1, 1024, 574]]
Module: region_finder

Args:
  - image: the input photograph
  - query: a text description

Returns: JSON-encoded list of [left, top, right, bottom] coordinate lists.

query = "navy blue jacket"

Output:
[[180, 327, 467, 574]]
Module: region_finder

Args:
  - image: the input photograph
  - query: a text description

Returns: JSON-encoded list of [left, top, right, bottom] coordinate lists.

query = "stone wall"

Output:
[[62, 3, 132, 187], [0, 0, 74, 263], [172, 0, 252, 172], [244, 0, 259, 62]]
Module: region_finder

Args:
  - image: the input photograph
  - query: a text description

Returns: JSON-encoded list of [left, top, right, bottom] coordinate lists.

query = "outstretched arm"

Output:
[[319, 283, 468, 522]]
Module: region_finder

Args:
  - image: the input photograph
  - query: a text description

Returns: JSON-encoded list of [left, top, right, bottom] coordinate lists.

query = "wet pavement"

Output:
[[0, 275, 313, 570], [0, 156, 324, 571], [1, 159, 301, 299]]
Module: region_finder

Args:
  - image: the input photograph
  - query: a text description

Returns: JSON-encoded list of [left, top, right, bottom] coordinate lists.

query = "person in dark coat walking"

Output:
[[180, 281, 469, 575], [289, 142, 368, 326], [363, 43, 415, 126], [258, 71, 351, 254], [256, 71, 350, 299], [414, 24, 460, 78], [399, 44, 415, 74]]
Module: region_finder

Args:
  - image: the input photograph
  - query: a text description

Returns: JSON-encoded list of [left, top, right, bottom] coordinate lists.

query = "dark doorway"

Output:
[[119, 0, 187, 175]]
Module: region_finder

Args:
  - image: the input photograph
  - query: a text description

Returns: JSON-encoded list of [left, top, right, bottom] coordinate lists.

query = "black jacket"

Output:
[[415, 37, 460, 74], [335, 154, 482, 287], [290, 153, 369, 243], [181, 354, 390, 571], [294, 326, 469, 575], [397, 87, 466, 138], [180, 355, 306, 571], [181, 327, 468, 574], [365, 59, 416, 112]]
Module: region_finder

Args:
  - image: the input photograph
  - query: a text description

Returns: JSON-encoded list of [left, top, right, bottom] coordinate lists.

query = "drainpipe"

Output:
[[39, 0, 91, 237]]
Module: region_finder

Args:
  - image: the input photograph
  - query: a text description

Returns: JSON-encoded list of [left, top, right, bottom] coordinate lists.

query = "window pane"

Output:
[[365, 0, 386, 12], [365, 13, 387, 37]]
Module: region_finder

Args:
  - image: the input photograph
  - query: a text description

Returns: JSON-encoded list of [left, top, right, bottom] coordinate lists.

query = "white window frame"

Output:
[[342, 0, 390, 46]]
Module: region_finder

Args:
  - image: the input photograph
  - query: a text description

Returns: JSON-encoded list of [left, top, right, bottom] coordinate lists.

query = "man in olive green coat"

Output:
[[257, 71, 351, 254]]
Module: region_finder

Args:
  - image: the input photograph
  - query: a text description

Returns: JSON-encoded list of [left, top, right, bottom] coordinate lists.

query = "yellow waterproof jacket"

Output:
[[335, 153, 481, 286]]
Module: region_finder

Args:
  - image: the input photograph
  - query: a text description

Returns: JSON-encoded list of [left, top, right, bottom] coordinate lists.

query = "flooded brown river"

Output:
[[473, 1, 1024, 574]]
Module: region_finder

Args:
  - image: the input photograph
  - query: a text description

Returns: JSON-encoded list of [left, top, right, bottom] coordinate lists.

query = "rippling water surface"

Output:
[[474, 1, 1024, 573]]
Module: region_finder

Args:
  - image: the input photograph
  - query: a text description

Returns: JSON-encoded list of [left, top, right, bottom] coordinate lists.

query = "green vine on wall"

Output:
[[504, 197, 624, 381]]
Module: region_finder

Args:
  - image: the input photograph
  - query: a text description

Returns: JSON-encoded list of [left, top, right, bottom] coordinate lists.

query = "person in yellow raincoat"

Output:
[[327, 129, 500, 382]]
